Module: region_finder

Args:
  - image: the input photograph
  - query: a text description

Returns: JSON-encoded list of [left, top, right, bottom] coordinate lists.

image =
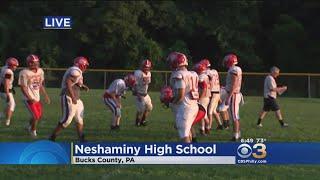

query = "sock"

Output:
[[223, 120, 230, 128], [279, 120, 284, 126], [257, 118, 262, 125]]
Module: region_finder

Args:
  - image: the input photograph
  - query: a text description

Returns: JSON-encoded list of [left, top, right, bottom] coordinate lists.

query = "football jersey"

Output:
[[61, 66, 83, 99], [171, 69, 199, 106], [18, 68, 44, 101], [133, 69, 151, 95], [0, 66, 14, 89], [225, 66, 242, 93], [198, 72, 211, 98], [106, 79, 127, 97], [264, 75, 277, 99], [206, 69, 220, 92]]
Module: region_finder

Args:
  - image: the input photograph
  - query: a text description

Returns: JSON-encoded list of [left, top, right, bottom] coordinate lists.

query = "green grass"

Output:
[[0, 88, 320, 179]]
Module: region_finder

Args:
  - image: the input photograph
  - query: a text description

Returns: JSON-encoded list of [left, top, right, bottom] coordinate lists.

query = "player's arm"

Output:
[[80, 84, 89, 92], [198, 81, 207, 99], [3, 73, 12, 102], [172, 77, 185, 104], [19, 73, 36, 102], [66, 77, 77, 104], [40, 81, 51, 104], [172, 88, 185, 104], [225, 74, 237, 105]]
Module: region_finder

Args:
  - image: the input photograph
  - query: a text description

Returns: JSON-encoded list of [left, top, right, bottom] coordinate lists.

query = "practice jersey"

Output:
[[61, 66, 83, 99], [133, 70, 151, 95], [171, 69, 199, 106], [225, 66, 242, 93], [198, 72, 211, 98], [0, 66, 14, 90], [18, 68, 44, 102], [264, 75, 277, 99], [206, 69, 220, 92], [106, 79, 127, 97]]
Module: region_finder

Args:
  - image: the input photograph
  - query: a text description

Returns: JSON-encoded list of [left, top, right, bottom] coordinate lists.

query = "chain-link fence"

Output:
[[13, 68, 320, 98]]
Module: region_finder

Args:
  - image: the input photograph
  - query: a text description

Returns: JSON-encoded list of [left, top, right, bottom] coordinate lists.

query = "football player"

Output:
[[200, 59, 224, 130], [49, 57, 90, 142], [257, 66, 288, 128], [169, 52, 199, 143], [103, 73, 136, 130], [223, 54, 244, 141], [0, 57, 19, 126], [193, 62, 211, 135], [18, 54, 51, 138], [133, 59, 153, 126]]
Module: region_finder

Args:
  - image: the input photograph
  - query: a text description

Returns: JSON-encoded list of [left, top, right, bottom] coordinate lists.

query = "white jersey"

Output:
[[264, 75, 277, 99], [61, 66, 83, 99], [106, 79, 127, 97], [18, 68, 45, 102], [198, 72, 211, 98], [0, 66, 14, 89], [171, 69, 199, 106], [133, 70, 151, 95], [226, 66, 242, 93], [206, 69, 220, 92]]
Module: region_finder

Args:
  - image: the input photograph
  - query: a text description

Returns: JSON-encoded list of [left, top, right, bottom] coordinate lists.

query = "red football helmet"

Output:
[[193, 63, 206, 74], [166, 52, 188, 69], [141, 59, 152, 71], [160, 86, 173, 105], [6, 57, 19, 69], [174, 53, 188, 67], [200, 58, 211, 68], [74, 56, 89, 71], [124, 73, 136, 87], [223, 54, 238, 68], [26, 54, 40, 69], [166, 52, 179, 69]]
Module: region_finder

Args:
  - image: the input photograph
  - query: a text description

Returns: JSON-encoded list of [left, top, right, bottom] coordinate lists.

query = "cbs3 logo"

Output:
[[237, 143, 267, 159]]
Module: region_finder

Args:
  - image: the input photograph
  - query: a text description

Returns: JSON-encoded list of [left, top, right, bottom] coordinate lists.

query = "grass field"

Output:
[[0, 88, 320, 179]]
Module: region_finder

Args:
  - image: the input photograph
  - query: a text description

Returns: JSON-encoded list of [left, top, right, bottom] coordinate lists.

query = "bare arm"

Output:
[[172, 88, 185, 104], [40, 82, 51, 104], [225, 74, 237, 105], [20, 85, 35, 102]]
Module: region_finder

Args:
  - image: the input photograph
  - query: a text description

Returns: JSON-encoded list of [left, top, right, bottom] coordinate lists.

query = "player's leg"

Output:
[[140, 95, 152, 126], [104, 97, 121, 130], [135, 96, 144, 126], [24, 100, 40, 137], [220, 110, 230, 129], [257, 98, 270, 127], [275, 110, 288, 127], [75, 99, 85, 141], [271, 99, 288, 127], [209, 94, 223, 130], [49, 95, 77, 141], [4, 93, 15, 126], [230, 94, 241, 141]]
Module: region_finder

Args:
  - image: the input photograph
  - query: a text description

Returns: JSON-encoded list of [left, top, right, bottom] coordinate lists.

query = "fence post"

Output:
[[308, 75, 311, 98], [165, 72, 168, 86], [103, 71, 107, 90]]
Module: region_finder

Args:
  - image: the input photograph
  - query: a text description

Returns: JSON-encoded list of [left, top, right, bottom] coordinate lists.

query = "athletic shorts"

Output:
[[135, 94, 153, 113], [59, 95, 84, 128], [0, 92, 15, 112], [24, 100, 42, 120], [263, 97, 280, 111]]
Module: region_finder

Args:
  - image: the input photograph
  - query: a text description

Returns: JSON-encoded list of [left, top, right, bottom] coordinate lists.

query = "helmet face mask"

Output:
[[6, 57, 19, 71], [223, 54, 238, 69], [124, 73, 136, 88], [141, 59, 152, 73], [74, 57, 89, 72], [200, 59, 211, 68], [26, 54, 40, 70], [193, 63, 206, 74]]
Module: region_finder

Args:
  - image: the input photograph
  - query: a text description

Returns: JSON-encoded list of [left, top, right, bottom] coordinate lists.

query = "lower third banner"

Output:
[[1, 141, 320, 164]]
